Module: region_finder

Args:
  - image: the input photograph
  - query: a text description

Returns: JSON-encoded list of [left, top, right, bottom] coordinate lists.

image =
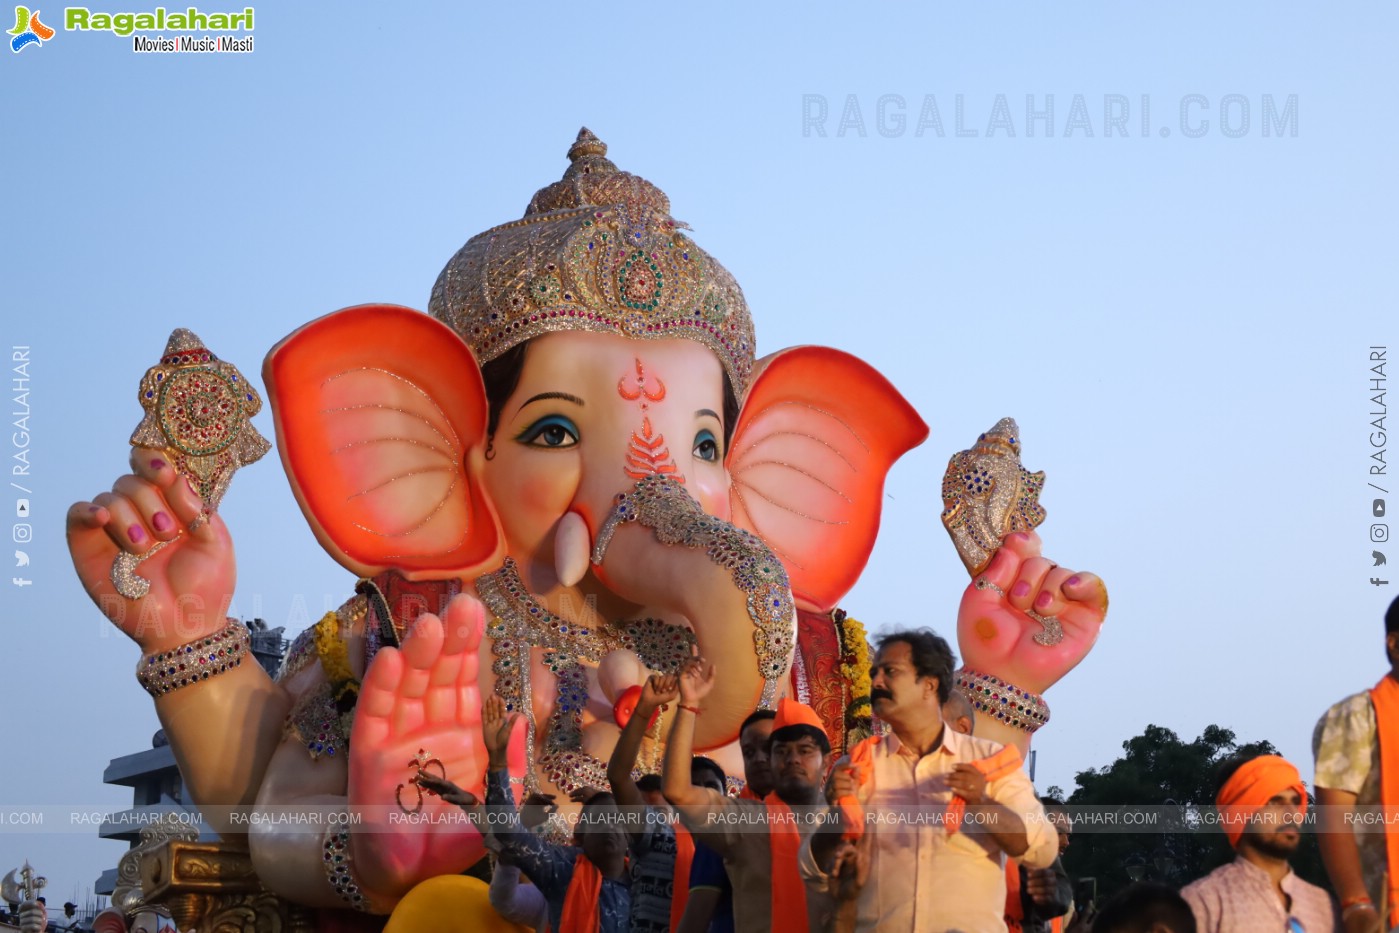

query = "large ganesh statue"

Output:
[[67, 129, 1106, 925]]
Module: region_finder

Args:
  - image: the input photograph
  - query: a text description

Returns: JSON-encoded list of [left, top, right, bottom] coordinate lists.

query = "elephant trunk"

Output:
[[587, 483, 795, 750]]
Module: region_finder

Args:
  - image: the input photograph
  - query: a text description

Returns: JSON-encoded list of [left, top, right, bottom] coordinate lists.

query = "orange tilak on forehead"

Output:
[[619, 357, 682, 482]]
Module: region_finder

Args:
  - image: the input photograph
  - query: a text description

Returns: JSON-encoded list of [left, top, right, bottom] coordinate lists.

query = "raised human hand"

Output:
[[639, 673, 680, 712], [956, 530, 1107, 696], [348, 594, 525, 905], [66, 448, 234, 652], [482, 693, 522, 768], [678, 655, 717, 706]]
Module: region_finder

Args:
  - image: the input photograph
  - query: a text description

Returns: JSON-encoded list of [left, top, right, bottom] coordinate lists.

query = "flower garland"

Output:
[[834, 608, 873, 742], [313, 610, 360, 706]]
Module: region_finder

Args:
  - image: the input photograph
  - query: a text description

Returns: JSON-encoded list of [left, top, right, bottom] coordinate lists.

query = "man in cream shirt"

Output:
[[801, 629, 1057, 933]]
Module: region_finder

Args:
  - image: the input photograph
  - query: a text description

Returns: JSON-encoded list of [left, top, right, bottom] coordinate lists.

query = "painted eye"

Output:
[[692, 428, 720, 463], [517, 415, 580, 449]]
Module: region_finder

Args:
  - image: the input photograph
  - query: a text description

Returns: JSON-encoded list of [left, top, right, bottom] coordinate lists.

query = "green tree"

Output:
[[1059, 724, 1327, 903]]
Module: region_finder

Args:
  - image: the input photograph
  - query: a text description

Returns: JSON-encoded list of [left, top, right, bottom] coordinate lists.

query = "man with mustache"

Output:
[[804, 629, 1058, 932], [663, 657, 833, 933]]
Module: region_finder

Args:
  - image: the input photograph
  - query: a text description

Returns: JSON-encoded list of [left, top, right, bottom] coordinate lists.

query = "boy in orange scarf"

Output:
[[1314, 595, 1399, 933]]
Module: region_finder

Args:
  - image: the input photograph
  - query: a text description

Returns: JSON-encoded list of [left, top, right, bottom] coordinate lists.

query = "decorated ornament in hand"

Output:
[[940, 417, 1045, 576]]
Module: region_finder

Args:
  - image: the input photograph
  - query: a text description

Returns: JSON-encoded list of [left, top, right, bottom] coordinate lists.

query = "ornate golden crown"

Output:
[[428, 128, 756, 394]]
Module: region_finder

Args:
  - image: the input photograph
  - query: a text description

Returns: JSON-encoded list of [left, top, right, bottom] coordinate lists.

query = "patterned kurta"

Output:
[[1313, 689, 1387, 914], [1181, 857, 1336, 933]]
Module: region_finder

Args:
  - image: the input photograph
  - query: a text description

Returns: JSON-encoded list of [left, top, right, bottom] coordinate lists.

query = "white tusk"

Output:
[[555, 511, 592, 588]]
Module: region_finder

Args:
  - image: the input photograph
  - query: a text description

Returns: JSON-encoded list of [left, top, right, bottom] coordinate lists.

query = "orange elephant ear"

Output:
[[264, 304, 505, 581], [727, 346, 928, 613]]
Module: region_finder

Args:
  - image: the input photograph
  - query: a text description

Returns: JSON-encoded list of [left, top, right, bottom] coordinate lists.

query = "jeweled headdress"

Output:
[[428, 128, 756, 395]]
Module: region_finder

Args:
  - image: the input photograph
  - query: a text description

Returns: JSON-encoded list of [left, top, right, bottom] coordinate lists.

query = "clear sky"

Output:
[[1, 0, 1395, 901]]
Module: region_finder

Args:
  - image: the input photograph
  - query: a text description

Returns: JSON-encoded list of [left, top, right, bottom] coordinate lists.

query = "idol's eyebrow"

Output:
[[695, 408, 721, 421], [516, 392, 585, 414]]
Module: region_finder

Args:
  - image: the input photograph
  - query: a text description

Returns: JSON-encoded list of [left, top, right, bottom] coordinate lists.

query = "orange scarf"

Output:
[[764, 795, 810, 933], [837, 735, 1023, 839], [1005, 857, 1024, 926], [946, 743, 1023, 834], [669, 824, 695, 933], [1370, 674, 1399, 928], [557, 852, 602, 933], [836, 735, 880, 841]]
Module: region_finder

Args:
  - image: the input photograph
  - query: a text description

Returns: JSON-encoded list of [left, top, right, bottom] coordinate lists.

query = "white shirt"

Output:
[[799, 728, 1056, 933]]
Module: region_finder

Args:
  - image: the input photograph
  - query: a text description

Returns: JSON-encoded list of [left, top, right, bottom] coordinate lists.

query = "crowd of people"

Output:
[[418, 594, 1399, 933]]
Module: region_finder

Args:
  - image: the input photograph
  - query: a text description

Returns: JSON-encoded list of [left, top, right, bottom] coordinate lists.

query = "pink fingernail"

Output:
[[89, 505, 101, 513], [151, 458, 167, 470], [1066, 575, 1081, 587], [152, 511, 174, 533], [128, 524, 146, 544], [1035, 591, 1052, 609], [1012, 533, 1030, 543], [1011, 581, 1030, 598]]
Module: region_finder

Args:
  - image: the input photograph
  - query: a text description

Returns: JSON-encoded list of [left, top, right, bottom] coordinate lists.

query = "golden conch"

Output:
[[940, 417, 1046, 576], [129, 328, 270, 512]]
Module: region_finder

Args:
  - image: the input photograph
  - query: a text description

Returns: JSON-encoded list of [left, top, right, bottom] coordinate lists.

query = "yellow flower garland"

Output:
[[314, 610, 359, 703], [838, 611, 872, 717], [833, 612, 867, 738]]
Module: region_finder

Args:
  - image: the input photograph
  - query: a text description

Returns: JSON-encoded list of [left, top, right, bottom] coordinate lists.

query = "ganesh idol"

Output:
[[67, 129, 1107, 917]]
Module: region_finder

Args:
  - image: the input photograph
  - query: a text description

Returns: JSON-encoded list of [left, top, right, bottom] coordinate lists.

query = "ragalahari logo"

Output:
[[9, 6, 53, 52]]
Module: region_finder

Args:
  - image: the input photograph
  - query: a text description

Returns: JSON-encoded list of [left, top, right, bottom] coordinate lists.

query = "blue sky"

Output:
[[1, 0, 1395, 899]]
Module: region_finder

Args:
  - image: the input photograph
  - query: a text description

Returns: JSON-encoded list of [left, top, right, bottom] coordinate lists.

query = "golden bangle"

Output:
[[136, 620, 250, 698]]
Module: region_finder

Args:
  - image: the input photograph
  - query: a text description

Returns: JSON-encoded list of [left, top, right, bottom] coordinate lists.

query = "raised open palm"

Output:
[[348, 594, 525, 902]]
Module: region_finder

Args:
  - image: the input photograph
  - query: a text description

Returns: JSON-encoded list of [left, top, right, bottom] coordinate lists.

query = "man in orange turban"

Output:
[[1181, 753, 1334, 933]]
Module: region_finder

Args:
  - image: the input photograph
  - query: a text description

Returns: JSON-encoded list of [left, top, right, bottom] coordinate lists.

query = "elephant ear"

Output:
[[264, 304, 505, 581], [727, 346, 928, 613]]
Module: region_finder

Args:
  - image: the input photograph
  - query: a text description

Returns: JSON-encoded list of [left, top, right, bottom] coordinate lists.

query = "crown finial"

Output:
[[568, 127, 608, 161], [525, 128, 668, 216]]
